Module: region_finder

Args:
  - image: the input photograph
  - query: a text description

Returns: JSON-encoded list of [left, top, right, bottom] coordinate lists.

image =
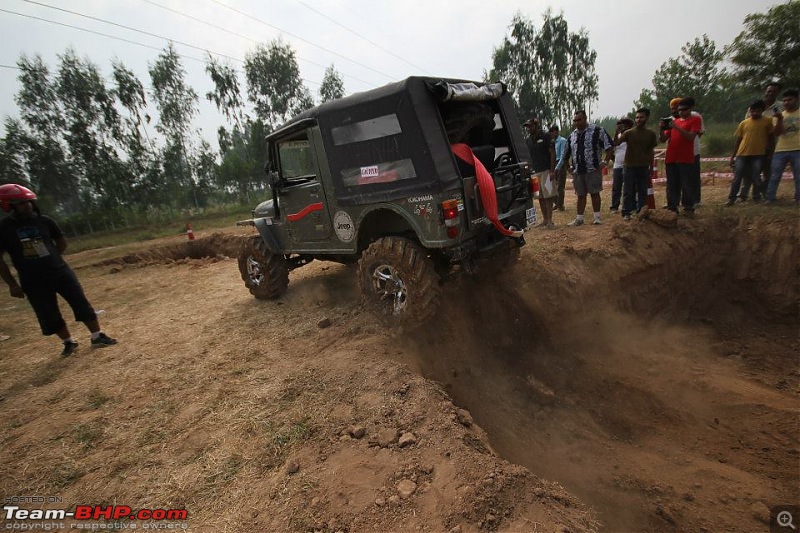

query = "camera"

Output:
[[659, 116, 673, 129]]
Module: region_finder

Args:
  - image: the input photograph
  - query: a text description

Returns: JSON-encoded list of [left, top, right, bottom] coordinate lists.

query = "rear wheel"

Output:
[[357, 237, 440, 327], [238, 236, 289, 300]]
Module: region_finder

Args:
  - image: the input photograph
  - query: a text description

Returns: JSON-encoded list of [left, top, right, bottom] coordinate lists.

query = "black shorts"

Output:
[[21, 267, 97, 336]]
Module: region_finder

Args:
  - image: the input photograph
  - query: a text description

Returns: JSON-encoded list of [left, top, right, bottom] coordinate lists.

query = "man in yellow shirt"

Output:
[[766, 89, 800, 205], [726, 100, 774, 206]]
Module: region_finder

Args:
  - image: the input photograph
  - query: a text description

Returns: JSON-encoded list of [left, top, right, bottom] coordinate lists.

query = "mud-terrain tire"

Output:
[[357, 237, 440, 328], [238, 236, 289, 300]]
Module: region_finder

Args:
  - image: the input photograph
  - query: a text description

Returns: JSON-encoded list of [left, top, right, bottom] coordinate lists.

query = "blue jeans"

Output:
[[729, 156, 763, 201], [611, 168, 624, 209], [766, 150, 800, 202], [622, 166, 650, 215]]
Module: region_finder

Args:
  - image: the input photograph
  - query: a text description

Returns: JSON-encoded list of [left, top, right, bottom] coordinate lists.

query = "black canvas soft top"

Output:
[[268, 77, 506, 139], [268, 77, 519, 206]]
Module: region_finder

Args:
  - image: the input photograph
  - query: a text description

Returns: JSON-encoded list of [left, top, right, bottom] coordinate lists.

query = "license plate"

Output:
[[526, 207, 537, 228]]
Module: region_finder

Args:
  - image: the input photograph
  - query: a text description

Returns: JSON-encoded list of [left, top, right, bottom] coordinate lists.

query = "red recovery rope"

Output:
[[451, 143, 523, 238]]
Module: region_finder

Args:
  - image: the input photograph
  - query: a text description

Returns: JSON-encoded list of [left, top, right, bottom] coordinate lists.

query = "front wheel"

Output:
[[357, 237, 440, 328], [238, 236, 289, 300]]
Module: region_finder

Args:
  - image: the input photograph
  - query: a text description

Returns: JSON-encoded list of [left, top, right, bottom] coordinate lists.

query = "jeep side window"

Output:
[[277, 134, 316, 184]]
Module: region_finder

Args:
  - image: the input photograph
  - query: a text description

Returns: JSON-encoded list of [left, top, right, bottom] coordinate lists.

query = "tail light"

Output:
[[530, 175, 540, 198], [441, 199, 460, 238]]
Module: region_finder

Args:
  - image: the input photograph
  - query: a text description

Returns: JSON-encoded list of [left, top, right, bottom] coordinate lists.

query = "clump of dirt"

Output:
[[98, 232, 246, 270]]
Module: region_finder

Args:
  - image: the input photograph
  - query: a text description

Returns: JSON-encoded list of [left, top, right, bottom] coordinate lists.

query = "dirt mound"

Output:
[[97, 232, 245, 269], [395, 214, 799, 532], [0, 207, 797, 533]]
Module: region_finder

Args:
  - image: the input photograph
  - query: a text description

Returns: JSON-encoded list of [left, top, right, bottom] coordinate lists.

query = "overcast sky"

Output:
[[0, 0, 780, 147]]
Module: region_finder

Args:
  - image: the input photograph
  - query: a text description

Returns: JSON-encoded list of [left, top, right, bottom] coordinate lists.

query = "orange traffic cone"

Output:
[[646, 176, 656, 209], [186, 223, 195, 241]]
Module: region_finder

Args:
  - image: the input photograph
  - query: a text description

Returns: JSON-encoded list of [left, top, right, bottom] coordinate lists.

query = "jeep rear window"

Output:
[[340, 158, 416, 188], [331, 114, 402, 146]]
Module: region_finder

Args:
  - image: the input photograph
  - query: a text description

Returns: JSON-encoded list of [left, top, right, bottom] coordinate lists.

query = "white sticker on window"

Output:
[[360, 165, 379, 179]]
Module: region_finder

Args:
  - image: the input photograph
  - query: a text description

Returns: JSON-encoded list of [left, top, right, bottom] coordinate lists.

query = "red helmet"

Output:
[[0, 183, 37, 213]]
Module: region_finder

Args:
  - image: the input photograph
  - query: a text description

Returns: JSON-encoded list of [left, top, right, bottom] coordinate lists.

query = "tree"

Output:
[[488, 10, 598, 128], [635, 35, 728, 119], [14, 54, 76, 206], [149, 43, 200, 207], [205, 54, 245, 130], [728, 1, 800, 91], [319, 65, 345, 103], [244, 39, 314, 128], [56, 49, 127, 209]]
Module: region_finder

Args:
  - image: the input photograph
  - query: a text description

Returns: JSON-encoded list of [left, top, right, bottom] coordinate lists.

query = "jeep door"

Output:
[[274, 129, 332, 244]]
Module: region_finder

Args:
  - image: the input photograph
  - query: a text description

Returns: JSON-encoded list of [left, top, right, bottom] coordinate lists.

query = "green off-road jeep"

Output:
[[237, 76, 537, 326]]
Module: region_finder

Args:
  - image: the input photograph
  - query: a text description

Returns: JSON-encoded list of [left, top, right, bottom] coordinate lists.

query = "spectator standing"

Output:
[[549, 124, 568, 211], [766, 88, 800, 205], [661, 98, 702, 214], [726, 100, 774, 205], [0, 184, 117, 356], [745, 82, 782, 201], [682, 97, 705, 206], [559, 111, 613, 226], [618, 108, 658, 220], [524, 117, 557, 227], [610, 118, 633, 213]]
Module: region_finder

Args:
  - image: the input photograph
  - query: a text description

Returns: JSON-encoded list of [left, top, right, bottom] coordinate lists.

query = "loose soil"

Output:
[[0, 184, 798, 533]]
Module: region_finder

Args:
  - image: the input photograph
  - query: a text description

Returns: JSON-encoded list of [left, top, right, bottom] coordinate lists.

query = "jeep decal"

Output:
[[333, 210, 355, 243], [407, 195, 433, 203]]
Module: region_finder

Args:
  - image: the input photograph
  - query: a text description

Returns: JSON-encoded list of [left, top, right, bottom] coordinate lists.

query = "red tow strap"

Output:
[[451, 143, 523, 238]]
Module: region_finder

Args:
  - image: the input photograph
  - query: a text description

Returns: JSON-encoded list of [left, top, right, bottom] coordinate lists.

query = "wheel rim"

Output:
[[246, 256, 265, 286], [372, 263, 407, 314]]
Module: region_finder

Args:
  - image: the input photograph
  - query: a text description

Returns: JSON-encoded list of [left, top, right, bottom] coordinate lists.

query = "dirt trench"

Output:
[[395, 216, 799, 533]]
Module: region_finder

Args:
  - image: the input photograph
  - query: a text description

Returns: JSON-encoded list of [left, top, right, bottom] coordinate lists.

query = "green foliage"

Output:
[[205, 55, 244, 129], [728, 1, 800, 90], [244, 39, 314, 128], [488, 9, 598, 128], [319, 65, 345, 103], [635, 35, 727, 120]]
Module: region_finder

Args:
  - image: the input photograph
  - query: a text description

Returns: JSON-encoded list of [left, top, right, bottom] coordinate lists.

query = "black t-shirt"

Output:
[[0, 214, 66, 280], [526, 130, 554, 172]]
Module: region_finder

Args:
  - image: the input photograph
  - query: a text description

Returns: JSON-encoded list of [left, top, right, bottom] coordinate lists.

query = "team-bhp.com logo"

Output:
[[4, 504, 188, 529]]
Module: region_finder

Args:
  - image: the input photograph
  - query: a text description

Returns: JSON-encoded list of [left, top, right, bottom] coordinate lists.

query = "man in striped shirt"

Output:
[[557, 110, 614, 226]]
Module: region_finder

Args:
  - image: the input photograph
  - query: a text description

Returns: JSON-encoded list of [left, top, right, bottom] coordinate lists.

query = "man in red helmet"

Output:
[[0, 184, 117, 356]]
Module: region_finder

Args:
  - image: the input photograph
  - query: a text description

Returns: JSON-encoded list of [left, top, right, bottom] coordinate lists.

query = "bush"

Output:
[[703, 133, 733, 156]]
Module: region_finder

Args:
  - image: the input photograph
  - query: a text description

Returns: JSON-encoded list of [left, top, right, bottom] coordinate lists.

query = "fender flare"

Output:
[[355, 204, 428, 247], [253, 218, 283, 254]]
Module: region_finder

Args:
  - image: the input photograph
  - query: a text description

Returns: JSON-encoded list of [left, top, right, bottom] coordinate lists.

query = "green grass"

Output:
[[65, 204, 253, 254]]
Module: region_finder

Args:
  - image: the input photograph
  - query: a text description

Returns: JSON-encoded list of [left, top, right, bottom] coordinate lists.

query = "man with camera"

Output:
[[660, 98, 702, 214]]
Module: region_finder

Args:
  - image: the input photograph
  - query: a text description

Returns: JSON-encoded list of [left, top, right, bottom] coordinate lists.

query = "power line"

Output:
[[206, 0, 396, 81], [2, 5, 322, 87], [22, 0, 243, 65], [0, 7, 206, 63], [294, 0, 432, 75], [138, 0, 375, 88]]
